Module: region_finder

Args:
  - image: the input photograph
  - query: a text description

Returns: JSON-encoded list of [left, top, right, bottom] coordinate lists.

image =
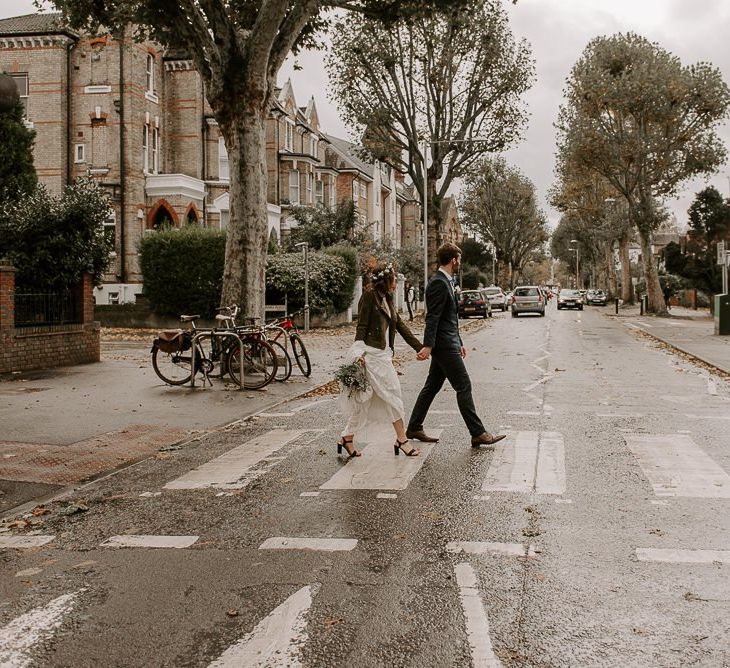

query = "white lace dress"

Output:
[[339, 338, 404, 443]]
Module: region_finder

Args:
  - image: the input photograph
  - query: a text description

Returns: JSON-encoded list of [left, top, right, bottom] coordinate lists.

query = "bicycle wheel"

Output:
[[290, 333, 311, 377], [269, 340, 292, 382], [194, 333, 224, 379], [152, 346, 192, 386], [227, 339, 278, 389]]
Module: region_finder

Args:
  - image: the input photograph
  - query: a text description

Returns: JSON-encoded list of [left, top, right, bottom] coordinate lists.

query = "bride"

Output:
[[337, 261, 425, 458]]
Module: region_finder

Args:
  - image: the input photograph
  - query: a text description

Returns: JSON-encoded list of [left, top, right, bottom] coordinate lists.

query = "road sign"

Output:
[[719, 240, 727, 266]]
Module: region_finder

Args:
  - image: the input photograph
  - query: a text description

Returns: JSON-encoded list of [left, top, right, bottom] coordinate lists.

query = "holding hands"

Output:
[[416, 346, 432, 361]]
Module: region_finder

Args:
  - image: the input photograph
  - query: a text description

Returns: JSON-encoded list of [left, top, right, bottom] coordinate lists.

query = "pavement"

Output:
[[1, 305, 729, 667], [604, 303, 730, 375]]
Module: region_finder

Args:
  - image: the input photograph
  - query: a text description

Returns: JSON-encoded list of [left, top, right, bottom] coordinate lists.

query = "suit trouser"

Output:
[[408, 349, 485, 437]]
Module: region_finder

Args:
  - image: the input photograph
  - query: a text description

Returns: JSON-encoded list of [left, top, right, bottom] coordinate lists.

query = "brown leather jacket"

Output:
[[355, 289, 422, 353]]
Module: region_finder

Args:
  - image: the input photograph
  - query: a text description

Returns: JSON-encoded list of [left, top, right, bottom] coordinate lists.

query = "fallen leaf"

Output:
[[31, 506, 50, 516], [649, 528, 665, 536], [226, 609, 239, 618]]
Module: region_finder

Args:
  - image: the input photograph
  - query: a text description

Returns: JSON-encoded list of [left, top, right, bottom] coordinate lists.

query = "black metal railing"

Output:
[[14, 290, 81, 328]]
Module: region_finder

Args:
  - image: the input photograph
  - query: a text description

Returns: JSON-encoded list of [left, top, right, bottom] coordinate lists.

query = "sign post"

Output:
[[718, 241, 728, 295]]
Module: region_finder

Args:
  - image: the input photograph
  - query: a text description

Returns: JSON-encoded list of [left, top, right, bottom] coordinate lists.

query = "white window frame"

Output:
[[315, 178, 324, 206], [74, 144, 86, 164], [307, 172, 313, 203], [285, 120, 294, 151], [146, 53, 155, 93], [360, 182, 368, 200], [289, 169, 300, 205], [330, 177, 336, 207], [103, 213, 117, 256], [11, 74, 29, 117], [142, 124, 149, 173], [151, 127, 159, 174], [352, 179, 358, 201], [218, 137, 229, 181]]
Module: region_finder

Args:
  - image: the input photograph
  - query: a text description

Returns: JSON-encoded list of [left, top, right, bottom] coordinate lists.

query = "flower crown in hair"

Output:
[[371, 263, 394, 281]]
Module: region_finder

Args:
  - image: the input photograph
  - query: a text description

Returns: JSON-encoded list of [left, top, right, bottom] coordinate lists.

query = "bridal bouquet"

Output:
[[335, 358, 370, 399]]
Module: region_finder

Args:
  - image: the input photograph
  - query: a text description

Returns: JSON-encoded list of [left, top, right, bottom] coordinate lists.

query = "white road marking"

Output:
[[139, 491, 162, 498], [259, 537, 357, 552], [376, 493, 398, 499], [685, 414, 730, 421], [707, 378, 718, 396], [447, 541, 537, 557], [0, 536, 55, 549], [650, 500, 670, 506], [292, 398, 333, 413], [0, 589, 85, 667], [636, 548, 730, 564], [299, 491, 320, 497], [482, 432, 565, 495], [472, 495, 491, 501], [258, 412, 295, 418], [319, 431, 442, 491], [595, 413, 645, 418], [430, 409, 460, 414], [208, 584, 319, 667], [625, 433, 730, 498], [454, 563, 503, 668], [522, 376, 552, 393], [165, 430, 305, 489], [554, 499, 573, 504], [101, 535, 199, 549], [506, 411, 541, 416]]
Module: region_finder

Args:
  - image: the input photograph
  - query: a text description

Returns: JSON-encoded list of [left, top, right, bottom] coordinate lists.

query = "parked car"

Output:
[[578, 289, 588, 304], [557, 289, 583, 310], [587, 289, 607, 306], [458, 290, 491, 318], [481, 286, 507, 312], [510, 286, 545, 317]]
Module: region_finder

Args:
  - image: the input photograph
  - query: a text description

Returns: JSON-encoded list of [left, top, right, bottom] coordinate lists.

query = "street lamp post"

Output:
[[569, 239, 580, 289], [295, 241, 310, 333]]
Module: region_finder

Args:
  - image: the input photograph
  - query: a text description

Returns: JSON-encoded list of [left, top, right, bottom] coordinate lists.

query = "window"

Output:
[[360, 182, 367, 200], [315, 179, 324, 206], [307, 172, 313, 203], [220, 210, 230, 230], [74, 144, 86, 164], [151, 127, 159, 174], [218, 138, 229, 181], [103, 214, 116, 254], [310, 135, 318, 156], [146, 53, 155, 93], [10, 74, 28, 117], [285, 121, 294, 151], [142, 124, 149, 173], [330, 176, 336, 207], [352, 179, 358, 201], [108, 292, 120, 305], [289, 169, 300, 204]]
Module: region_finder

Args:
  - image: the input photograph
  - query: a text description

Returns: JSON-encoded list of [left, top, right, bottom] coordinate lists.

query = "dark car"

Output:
[[587, 289, 607, 306], [557, 289, 583, 310], [458, 290, 491, 318]]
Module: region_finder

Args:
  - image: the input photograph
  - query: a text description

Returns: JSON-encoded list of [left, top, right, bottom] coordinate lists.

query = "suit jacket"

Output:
[[355, 290, 422, 353], [423, 270, 463, 352]]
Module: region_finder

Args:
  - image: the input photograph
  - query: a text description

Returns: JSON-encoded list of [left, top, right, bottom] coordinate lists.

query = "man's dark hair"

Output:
[[437, 242, 461, 266]]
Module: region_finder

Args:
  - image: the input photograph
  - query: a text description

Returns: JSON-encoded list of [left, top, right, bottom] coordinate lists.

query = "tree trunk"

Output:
[[426, 181, 442, 277], [220, 110, 269, 319], [607, 243, 617, 300], [638, 227, 667, 314], [619, 233, 634, 304]]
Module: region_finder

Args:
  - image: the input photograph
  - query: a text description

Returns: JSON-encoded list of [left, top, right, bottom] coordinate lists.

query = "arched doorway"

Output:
[[147, 200, 178, 230], [268, 227, 279, 252], [185, 203, 200, 226]]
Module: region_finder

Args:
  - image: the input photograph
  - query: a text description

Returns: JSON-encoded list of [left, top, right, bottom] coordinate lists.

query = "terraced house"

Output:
[[0, 12, 458, 305]]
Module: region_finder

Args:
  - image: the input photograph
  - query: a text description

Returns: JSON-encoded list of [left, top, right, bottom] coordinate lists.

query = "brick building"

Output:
[[0, 12, 461, 304]]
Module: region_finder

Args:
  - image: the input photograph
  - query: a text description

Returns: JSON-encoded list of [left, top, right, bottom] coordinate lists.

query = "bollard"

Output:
[[644, 295, 649, 313], [615, 298, 619, 315], [640, 297, 644, 316]]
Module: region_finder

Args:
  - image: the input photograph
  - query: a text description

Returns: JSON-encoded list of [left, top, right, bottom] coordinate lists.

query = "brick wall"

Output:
[[0, 265, 100, 374]]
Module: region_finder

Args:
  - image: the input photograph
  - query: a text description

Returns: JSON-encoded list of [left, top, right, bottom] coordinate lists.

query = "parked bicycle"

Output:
[[263, 310, 311, 379]]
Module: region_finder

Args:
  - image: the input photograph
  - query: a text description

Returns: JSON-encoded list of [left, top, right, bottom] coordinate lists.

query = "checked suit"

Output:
[[407, 270, 486, 438]]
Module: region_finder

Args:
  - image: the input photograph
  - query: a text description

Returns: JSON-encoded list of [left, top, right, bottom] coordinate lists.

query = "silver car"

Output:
[[481, 286, 507, 312], [511, 286, 546, 317]]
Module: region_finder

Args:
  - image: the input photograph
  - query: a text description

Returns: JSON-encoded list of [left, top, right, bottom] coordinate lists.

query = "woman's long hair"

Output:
[[366, 260, 397, 303]]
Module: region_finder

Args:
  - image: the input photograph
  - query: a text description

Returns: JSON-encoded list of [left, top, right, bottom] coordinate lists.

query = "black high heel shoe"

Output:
[[394, 438, 420, 457], [337, 436, 360, 458]]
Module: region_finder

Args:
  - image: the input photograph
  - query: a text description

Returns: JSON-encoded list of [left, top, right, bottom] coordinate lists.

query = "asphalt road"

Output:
[[1, 304, 728, 667]]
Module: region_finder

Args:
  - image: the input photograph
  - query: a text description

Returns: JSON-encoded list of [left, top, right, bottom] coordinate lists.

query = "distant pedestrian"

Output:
[[663, 284, 673, 310], [405, 281, 416, 321]]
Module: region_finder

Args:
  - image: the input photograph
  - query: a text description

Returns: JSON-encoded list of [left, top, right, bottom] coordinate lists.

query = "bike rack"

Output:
[[190, 330, 245, 391]]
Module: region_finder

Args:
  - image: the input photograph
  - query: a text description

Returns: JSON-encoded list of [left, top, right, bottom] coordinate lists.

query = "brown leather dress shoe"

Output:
[[405, 430, 440, 443], [471, 432, 506, 448]]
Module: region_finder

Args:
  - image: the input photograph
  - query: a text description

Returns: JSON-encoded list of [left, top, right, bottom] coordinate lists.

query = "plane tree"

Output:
[[555, 32, 730, 313], [51, 0, 471, 316]]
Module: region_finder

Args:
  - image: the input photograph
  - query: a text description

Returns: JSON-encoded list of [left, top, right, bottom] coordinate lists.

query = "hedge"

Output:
[[139, 226, 226, 317]]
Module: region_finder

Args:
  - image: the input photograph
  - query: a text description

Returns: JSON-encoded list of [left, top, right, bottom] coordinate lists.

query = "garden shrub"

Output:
[[139, 226, 226, 317], [323, 244, 359, 312]]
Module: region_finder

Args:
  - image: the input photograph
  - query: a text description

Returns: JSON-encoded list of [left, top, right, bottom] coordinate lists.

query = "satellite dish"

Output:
[[0, 73, 20, 113]]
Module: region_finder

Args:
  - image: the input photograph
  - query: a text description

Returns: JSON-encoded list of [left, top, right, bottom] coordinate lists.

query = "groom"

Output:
[[406, 242, 506, 448]]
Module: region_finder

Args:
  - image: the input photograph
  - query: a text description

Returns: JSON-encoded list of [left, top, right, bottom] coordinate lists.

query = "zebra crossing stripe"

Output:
[[0, 589, 85, 667], [624, 433, 730, 498], [446, 541, 536, 558], [259, 537, 357, 552], [101, 535, 199, 549], [481, 432, 565, 495], [164, 430, 305, 490], [636, 548, 730, 564], [208, 584, 319, 667]]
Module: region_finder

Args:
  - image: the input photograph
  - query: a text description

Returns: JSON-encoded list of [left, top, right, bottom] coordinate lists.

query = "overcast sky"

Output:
[[4, 0, 730, 229]]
